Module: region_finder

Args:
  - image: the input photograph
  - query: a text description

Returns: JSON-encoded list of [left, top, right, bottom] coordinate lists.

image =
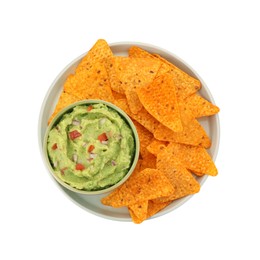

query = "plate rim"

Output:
[[38, 41, 220, 222]]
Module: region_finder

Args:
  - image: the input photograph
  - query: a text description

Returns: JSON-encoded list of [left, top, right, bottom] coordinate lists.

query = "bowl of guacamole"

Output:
[[43, 100, 140, 195]]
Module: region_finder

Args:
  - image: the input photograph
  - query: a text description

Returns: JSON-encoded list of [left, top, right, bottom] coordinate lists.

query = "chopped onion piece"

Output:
[[89, 153, 97, 159], [72, 119, 80, 126], [99, 118, 106, 126], [111, 160, 116, 166], [72, 154, 78, 163], [101, 140, 108, 145]]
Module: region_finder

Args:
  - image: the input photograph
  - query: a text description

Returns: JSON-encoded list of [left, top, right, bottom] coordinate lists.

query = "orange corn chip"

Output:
[[64, 61, 114, 102], [76, 39, 113, 74], [130, 107, 160, 134], [113, 98, 131, 114], [129, 46, 201, 99], [153, 54, 201, 99], [48, 92, 81, 124], [184, 94, 220, 118], [101, 168, 174, 207], [137, 73, 183, 132], [140, 152, 157, 170], [132, 120, 153, 158], [129, 46, 155, 59], [105, 57, 125, 94], [155, 149, 200, 202], [106, 57, 161, 114], [146, 138, 168, 156], [154, 102, 211, 148], [112, 91, 126, 100], [125, 88, 143, 114], [147, 200, 172, 219], [166, 143, 218, 176], [128, 201, 148, 224]]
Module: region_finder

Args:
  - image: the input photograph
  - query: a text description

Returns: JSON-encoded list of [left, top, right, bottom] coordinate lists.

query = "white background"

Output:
[[1, 0, 259, 259]]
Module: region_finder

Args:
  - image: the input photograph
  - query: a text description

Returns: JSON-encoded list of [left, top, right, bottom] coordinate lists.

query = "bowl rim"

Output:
[[43, 99, 140, 195]]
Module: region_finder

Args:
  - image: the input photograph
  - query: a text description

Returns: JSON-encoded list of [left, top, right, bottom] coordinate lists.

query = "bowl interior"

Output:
[[39, 42, 220, 221]]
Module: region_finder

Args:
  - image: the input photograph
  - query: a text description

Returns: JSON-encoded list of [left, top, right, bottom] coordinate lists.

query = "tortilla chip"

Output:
[[76, 39, 113, 74], [153, 54, 201, 99], [154, 102, 211, 148], [184, 94, 220, 118], [147, 200, 172, 219], [137, 73, 183, 132], [101, 168, 174, 207], [125, 88, 143, 114], [64, 60, 114, 102], [106, 57, 161, 114], [105, 57, 125, 94], [112, 91, 126, 100], [146, 138, 168, 156], [129, 46, 155, 59], [132, 120, 153, 158], [155, 149, 200, 202], [140, 152, 157, 170], [166, 143, 218, 176], [48, 92, 81, 124], [130, 107, 160, 134], [129, 46, 201, 99], [113, 98, 131, 114], [128, 201, 148, 224]]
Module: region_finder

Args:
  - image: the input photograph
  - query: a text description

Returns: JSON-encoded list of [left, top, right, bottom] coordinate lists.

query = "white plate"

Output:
[[38, 42, 220, 221]]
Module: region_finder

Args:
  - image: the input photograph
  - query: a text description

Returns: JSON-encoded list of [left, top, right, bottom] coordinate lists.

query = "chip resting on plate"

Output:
[[101, 168, 174, 208], [136, 73, 183, 132], [184, 93, 220, 118], [155, 148, 200, 202], [165, 143, 218, 176], [47, 39, 220, 223], [75, 39, 113, 74], [48, 91, 81, 124]]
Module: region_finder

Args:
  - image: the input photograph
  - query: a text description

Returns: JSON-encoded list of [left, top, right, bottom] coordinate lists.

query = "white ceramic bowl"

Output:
[[38, 42, 220, 221]]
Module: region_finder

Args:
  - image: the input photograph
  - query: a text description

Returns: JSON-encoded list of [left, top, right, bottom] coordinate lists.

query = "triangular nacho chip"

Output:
[[154, 102, 211, 148], [166, 143, 218, 176], [48, 92, 81, 124], [153, 54, 201, 99], [132, 120, 153, 158], [184, 93, 220, 118], [128, 201, 148, 224], [147, 200, 172, 219], [129, 107, 160, 134], [101, 168, 174, 207], [155, 149, 200, 202], [129, 46, 201, 100], [146, 138, 168, 156], [76, 39, 113, 74], [137, 73, 183, 132], [106, 56, 161, 114], [64, 61, 114, 102]]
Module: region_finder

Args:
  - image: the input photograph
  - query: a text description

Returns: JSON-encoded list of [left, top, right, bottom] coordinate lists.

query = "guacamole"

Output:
[[47, 103, 135, 191]]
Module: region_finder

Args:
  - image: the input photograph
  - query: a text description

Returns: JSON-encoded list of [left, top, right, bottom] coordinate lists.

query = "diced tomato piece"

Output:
[[52, 143, 58, 150], [88, 145, 95, 153], [87, 105, 93, 111], [69, 130, 82, 140], [60, 167, 68, 175], [98, 133, 108, 142], [76, 163, 85, 171]]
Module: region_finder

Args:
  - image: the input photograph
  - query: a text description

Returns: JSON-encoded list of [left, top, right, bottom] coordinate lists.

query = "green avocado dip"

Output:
[[47, 103, 135, 191]]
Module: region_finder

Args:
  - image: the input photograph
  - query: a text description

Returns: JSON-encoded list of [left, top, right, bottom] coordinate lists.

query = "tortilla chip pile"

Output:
[[49, 39, 220, 223]]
